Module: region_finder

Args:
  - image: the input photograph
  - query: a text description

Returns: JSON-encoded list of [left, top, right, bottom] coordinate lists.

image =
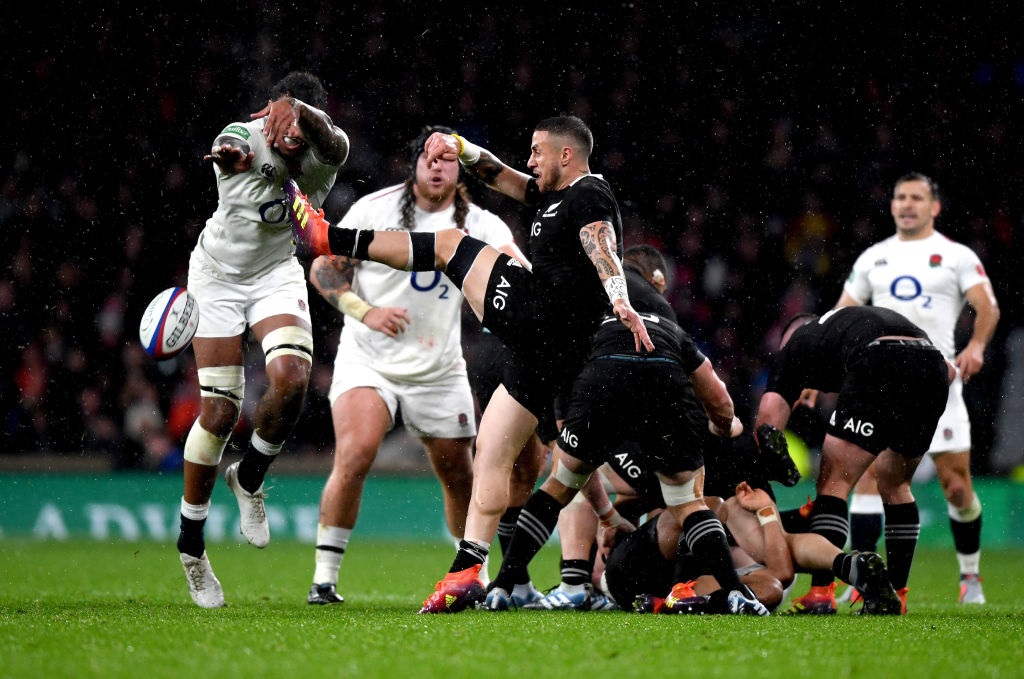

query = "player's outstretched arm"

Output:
[[204, 136, 254, 175], [309, 255, 409, 337], [424, 132, 532, 203], [579, 220, 653, 352], [690, 359, 742, 437]]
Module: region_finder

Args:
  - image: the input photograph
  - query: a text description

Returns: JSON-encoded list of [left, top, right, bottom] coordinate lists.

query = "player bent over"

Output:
[[756, 307, 953, 615]]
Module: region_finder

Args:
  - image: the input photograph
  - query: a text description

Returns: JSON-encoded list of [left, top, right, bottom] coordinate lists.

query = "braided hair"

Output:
[[399, 125, 471, 231]]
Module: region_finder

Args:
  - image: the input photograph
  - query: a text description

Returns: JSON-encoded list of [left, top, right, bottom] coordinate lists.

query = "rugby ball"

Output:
[[139, 287, 199, 359]]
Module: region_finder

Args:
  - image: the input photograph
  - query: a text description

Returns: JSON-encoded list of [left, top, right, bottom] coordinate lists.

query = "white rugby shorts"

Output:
[[188, 250, 311, 337], [928, 372, 971, 454], [329, 362, 477, 440]]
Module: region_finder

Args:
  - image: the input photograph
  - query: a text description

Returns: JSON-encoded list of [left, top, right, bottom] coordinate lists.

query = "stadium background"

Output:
[[2, 4, 1023, 538]]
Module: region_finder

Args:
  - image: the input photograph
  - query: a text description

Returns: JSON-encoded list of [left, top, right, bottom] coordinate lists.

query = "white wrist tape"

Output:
[[603, 275, 628, 303], [601, 511, 629, 528], [338, 290, 372, 321], [451, 133, 481, 166], [756, 506, 778, 526]]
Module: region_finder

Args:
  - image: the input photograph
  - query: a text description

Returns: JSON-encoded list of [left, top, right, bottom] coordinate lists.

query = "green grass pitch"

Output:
[[1, 540, 1021, 678]]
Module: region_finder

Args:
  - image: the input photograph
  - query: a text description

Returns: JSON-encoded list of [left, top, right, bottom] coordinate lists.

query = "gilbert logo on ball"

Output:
[[139, 287, 199, 359]]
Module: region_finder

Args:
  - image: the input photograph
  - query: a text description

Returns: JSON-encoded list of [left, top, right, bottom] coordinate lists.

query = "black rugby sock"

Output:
[[492, 490, 562, 590], [177, 516, 206, 558], [451, 539, 489, 572], [560, 559, 591, 587], [849, 512, 883, 553], [884, 502, 920, 589], [237, 443, 275, 494], [950, 514, 982, 556], [808, 495, 849, 587], [326, 228, 376, 260], [497, 506, 523, 557], [679, 509, 743, 593]]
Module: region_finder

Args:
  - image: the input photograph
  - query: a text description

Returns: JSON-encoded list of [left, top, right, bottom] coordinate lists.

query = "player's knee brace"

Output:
[[262, 326, 313, 366], [183, 422, 230, 466], [660, 476, 700, 506], [197, 366, 245, 411]]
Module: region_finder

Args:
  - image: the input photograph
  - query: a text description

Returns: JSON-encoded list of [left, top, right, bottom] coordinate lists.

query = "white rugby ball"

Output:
[[139, 287, 199, 359]]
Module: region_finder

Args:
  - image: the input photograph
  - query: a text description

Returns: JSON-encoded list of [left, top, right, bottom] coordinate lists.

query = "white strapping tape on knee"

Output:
[[552, 462, 590, 490], [183, 422, 229, 466], [198, 366, 245, 409], [948, 494, 982, 522], [262, 326, 313, 365], [660, 476, 700, 506]]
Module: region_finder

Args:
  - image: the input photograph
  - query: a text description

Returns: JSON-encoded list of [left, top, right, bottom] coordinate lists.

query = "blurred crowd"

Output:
[[3, 5, 1022, 472]]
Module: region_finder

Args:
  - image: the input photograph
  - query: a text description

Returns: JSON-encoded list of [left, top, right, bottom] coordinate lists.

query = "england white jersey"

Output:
[[843, 231, 989, 358], [194, 118, 342, 279], [337, 184, 516, 382]]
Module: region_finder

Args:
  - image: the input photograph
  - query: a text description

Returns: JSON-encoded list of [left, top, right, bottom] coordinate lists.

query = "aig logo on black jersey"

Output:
[[492, 276, 512, 310], [612, 450, 643, 479], [560, 426, 579, 449], [830, 411, 875, 436]]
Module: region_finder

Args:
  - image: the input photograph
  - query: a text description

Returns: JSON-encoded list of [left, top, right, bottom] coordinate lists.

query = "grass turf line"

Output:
[[0, 540, 1021, 679]]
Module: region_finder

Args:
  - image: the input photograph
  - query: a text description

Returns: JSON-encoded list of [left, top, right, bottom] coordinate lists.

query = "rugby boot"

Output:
[[851, 552, 901, 615], [663, 581, 710, 614], [224, 461, 270, 548], [781, 582, 836, 615], [959, 574, 985, 605], [307, 583, 344, 605], [180, 551, 225, 609], [756, 423, 801, 486], [418, 564, 486, 614], [284, 178, 332, 258]]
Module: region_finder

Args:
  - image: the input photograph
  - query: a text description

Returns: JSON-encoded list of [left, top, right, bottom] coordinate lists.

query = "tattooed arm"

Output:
[[580, 221, 654, 352], [309, 256, 410, 337], [252, 97, 350, 166]]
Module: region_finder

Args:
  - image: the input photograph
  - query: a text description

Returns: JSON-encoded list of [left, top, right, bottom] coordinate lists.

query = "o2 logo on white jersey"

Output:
[[492, 275, 512, 310], [410, 271, 450, 299], [260, 199, 288, 224], [890, 275, 932, 307], [560, 427, 579, 449]]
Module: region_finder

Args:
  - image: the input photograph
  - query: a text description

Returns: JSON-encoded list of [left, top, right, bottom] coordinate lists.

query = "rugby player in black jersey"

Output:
[[479, 244, 770, 616], [286, 115, 652, 613], [756, 307, 954, 614]]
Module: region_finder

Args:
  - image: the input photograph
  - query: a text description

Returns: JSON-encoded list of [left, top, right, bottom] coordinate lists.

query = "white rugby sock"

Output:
[[313, 525, 351, 585]]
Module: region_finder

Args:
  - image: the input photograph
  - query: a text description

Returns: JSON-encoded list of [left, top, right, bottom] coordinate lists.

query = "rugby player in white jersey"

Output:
[[304, 126, 533, 606], [177, 72, 350, 608], [789, 172, 998, 613]]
